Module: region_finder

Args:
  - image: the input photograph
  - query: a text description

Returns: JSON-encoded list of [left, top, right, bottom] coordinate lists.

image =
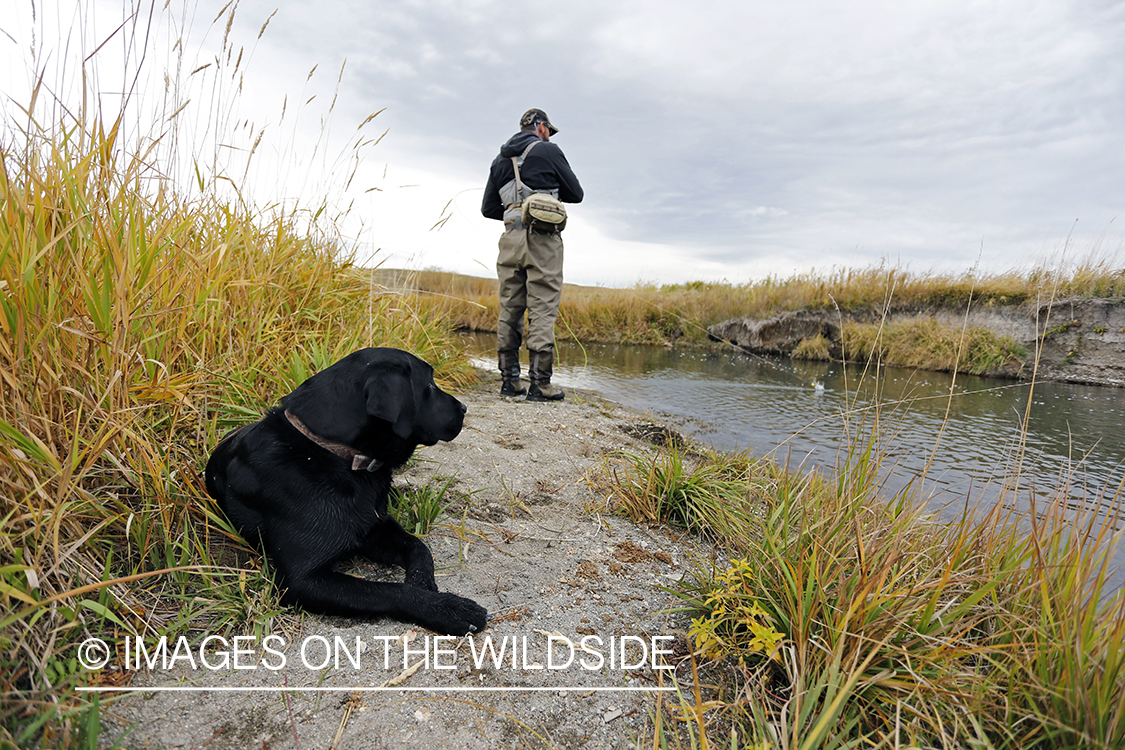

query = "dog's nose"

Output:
[[459, 401, 467, 415]]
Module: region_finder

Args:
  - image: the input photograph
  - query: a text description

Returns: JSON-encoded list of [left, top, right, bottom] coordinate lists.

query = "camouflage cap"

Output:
[[519, 108, 559, 135]]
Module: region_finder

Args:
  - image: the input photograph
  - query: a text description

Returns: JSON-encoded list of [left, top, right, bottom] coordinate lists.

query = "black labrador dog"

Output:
[[205, 348, 487, 635]]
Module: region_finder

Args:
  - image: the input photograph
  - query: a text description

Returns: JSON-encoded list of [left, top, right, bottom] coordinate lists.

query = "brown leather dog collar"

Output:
[[284, 410, 384, 472]]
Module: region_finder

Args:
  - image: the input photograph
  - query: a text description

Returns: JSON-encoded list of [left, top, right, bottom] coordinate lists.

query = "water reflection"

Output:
[[463, 333, 1125, 535]]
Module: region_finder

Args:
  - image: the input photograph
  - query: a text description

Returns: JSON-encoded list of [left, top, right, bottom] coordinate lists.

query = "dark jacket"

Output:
[[481, 130, 584, 221]]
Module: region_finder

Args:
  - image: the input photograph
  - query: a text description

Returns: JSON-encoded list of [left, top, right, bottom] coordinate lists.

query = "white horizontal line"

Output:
[[77, 686, 674, 693]]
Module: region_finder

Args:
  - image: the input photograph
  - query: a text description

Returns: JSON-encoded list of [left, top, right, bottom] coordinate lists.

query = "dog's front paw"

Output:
[[427, 592, 488, 636]]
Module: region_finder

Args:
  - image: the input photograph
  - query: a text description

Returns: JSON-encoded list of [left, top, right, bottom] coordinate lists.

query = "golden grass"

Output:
[[0, 4, 473, 744]]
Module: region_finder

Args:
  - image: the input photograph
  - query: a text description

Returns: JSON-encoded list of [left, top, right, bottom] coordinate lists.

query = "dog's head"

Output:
[[280, 348, 466, 456], [361, 350, 466, 447]]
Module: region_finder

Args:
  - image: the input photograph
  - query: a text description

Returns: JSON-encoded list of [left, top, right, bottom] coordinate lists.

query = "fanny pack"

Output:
[[511, 142, 567, 232]]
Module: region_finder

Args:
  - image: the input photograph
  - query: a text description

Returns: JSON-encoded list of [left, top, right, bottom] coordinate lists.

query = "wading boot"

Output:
[[526, 349, 565, 402], [498, 349, 526, 397]]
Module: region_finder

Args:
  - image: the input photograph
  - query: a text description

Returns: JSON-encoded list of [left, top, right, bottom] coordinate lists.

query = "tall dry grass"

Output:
[[0, 3, 471, 745]]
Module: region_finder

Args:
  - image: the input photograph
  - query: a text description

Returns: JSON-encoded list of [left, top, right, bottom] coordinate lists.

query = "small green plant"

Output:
[[389, 475, 458, 535], [70, 695, 121, 750], [606, 446, 770, 543], [1044, 318, 1082, 337], [3, 693, 127, 750]]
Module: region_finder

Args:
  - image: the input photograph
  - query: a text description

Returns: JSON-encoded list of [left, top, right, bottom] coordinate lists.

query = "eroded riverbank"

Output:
[[709, 297, 1125, 387]]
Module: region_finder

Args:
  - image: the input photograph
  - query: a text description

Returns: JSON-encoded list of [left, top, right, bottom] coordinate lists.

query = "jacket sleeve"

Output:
[[481, 160, 505, 221], [550, 146, 584, 204]]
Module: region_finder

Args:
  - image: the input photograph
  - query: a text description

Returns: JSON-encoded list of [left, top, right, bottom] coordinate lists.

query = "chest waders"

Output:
[[496, 141, 566, 401]]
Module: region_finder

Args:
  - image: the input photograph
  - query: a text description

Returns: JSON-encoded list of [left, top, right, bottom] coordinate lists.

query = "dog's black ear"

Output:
[[365, 370, 417, 439]]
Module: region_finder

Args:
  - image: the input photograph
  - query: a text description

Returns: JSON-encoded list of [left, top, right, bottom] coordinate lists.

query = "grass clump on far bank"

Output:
[[599, 438, 1125, 749], [840, 317, 1028, 375], [1, 5, 473, 745]]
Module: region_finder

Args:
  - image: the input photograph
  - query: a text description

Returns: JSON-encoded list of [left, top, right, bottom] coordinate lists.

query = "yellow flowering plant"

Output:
[[688, 559, 785, 664]]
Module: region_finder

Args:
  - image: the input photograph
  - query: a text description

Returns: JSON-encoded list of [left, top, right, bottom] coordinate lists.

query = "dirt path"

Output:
[[102, 379, 719, 749]]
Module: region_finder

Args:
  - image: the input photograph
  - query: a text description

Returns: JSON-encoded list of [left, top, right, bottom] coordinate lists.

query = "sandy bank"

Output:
[[103, 377, 717, 750]]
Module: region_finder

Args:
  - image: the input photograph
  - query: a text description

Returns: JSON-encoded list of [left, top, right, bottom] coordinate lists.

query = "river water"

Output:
[[462, 333, 1125, 586]]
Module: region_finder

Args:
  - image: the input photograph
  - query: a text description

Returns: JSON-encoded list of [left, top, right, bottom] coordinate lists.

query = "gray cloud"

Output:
[[113, 0, 1125, 278]]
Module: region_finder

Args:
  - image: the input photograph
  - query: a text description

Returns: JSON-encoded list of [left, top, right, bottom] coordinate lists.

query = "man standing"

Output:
[[482, 109, 584, 401]]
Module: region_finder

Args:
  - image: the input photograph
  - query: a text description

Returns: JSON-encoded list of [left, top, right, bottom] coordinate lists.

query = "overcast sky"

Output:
[[3, 1, 1124, 286]]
